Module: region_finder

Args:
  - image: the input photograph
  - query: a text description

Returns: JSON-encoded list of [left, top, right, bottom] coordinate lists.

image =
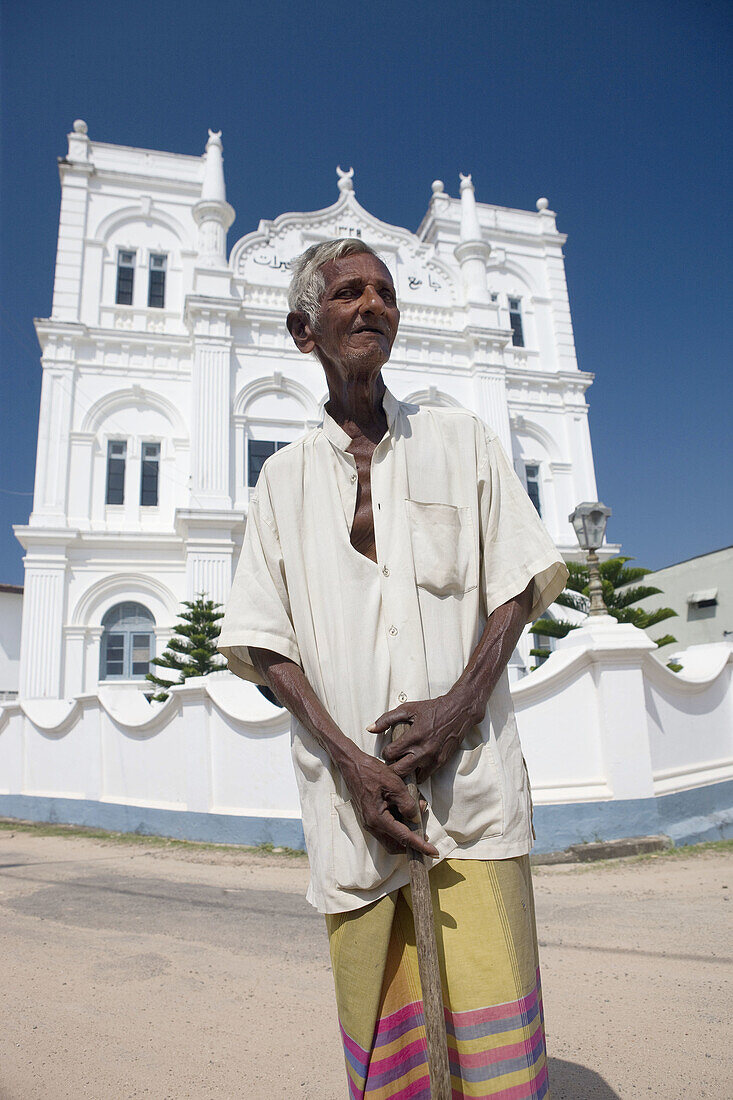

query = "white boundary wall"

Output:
[[1, 622, 731, 851]]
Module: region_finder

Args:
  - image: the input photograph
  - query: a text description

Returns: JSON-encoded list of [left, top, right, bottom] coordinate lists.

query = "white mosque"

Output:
[[15, 121, 600, 702]]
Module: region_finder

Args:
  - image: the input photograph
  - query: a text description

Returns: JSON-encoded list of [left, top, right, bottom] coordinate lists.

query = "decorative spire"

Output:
[[201, 130, 227, 203], [67, 118, 90, 163], [193, 129, 235, 269], [337, 165, 354, 193], [459, 173, 482, 243], [454, 173, 490, 306]]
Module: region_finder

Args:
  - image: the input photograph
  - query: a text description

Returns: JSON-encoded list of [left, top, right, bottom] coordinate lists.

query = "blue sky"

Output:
[[1, 0, 730, 585]]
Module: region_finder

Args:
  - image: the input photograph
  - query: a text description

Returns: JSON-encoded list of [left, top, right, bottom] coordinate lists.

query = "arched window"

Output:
[[100, 602, 156, 680]]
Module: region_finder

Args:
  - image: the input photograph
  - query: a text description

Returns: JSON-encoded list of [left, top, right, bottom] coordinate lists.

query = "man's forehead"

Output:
[[320, 253, 395, 288]]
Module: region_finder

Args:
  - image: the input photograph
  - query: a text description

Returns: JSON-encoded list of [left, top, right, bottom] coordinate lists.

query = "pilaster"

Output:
[[51, 121, 92, 323], [17, 537, 73, 699], [175, 509, 245, 604], [29, 326, 82, 527], [185, 299, 238, 509]]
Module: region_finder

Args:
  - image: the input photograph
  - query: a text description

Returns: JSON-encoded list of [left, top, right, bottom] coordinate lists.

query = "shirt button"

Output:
[[389, 626, 398, 636], [382, 565, 390, 577], [398, 692, 408, 703], [350, 473, 357, 483]]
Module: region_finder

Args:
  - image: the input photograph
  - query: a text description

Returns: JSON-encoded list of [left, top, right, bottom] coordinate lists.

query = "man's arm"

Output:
[[248, 647, 439, 857], [369, 580, 534, 781]]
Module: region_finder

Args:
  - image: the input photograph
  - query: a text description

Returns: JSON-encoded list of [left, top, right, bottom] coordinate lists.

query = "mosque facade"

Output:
[[15, 122, 599, 700]]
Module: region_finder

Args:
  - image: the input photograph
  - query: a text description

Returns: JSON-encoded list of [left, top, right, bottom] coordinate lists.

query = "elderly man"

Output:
[[218, 238, 567, 1099]]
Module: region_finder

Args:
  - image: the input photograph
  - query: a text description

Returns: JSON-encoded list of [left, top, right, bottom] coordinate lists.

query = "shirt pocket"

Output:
[[430, 728, 505, 844], [405, 499, 478, 597], [330, 794, 401, 891]]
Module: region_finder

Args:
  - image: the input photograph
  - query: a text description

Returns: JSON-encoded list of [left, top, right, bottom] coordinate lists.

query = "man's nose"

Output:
[[359, 285, 385, 314]]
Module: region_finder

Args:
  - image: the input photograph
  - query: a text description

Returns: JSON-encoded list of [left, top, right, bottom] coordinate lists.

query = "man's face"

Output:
[[289, 253, 400, 380]]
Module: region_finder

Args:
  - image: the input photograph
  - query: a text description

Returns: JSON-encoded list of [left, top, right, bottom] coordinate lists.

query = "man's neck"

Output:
[[325, 373, 388, 445]]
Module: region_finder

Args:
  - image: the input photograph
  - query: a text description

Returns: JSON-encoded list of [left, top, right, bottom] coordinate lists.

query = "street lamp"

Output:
[[569, 502, 612, 616]]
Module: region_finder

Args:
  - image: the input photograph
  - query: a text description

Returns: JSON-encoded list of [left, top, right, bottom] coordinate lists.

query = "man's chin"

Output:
[[341, 344, 390, 375]]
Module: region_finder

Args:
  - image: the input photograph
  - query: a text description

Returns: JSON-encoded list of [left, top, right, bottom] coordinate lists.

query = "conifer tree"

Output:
[[146, 593, 226, 701]]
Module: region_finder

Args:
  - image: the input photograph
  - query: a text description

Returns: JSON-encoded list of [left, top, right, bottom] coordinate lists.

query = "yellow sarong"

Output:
[[326, 857, 548, 1099]]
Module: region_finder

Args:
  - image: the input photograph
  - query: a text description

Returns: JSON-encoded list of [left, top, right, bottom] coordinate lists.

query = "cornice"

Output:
[[506, 367, 594, 390]]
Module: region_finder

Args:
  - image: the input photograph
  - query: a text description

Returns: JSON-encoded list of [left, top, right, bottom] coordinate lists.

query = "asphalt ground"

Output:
[[0, 824, 731, 1099]]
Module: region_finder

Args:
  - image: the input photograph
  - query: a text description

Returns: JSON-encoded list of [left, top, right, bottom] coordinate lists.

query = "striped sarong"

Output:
[[326, 857, 548, 1099]]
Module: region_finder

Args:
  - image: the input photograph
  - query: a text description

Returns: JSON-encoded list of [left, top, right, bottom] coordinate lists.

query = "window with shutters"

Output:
[[106, 440, 127, 505], [508, 297, 524, 347], [99, 602, 155, 680], [525, 463, 542, 516], [140, 442, 160, 506], [147, 253, 167, 308], [115, 250, 136, 305], [247, 439, 288, 488]]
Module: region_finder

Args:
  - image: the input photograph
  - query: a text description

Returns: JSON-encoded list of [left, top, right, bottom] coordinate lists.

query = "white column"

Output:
[[19, 559, 67, 699], [31, 361, 75, 524], [190, 338, 231, 508], [474, 369, 512, 457], [51, 121, 92, 323], [175, 510, 245, 606], [187, 554, 232, 604]]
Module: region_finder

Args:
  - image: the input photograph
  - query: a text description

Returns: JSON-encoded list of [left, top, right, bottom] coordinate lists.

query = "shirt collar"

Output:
[[320, 386, 402, 453]]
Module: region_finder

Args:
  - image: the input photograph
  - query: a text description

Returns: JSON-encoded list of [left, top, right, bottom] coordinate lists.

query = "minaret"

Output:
[[455, 174, 512, 456], [192, 130, 235, 268], [183, 129, 242, 601], [454, 173, 491, 306]]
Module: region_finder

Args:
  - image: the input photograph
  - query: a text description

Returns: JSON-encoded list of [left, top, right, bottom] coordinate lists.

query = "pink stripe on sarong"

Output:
[[448, 987, 539, 1027]]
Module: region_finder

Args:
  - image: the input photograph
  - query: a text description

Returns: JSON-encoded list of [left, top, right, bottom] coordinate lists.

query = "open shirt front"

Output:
[[218, 391, 568, 913]]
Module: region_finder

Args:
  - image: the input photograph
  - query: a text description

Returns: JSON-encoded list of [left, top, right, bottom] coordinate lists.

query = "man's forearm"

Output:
[[249, 648, 361, 775], [248, 646, 438, 856], [447, 579, 534, 724], [373, 579, 535, 781]]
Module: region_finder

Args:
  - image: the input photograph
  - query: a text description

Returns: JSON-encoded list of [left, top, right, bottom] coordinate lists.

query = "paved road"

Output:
[[0, 829, 730, 1099]]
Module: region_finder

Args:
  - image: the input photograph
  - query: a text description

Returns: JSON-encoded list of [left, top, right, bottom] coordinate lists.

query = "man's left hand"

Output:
[[367, 693, 480, 783]]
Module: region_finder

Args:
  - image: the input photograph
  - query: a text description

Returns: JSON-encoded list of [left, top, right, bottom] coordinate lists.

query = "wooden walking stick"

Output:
[[391, 722, 452, 1100]]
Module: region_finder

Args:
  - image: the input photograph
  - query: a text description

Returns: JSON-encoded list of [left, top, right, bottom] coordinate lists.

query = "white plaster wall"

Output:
[[1, 638, 731, 828], [0, 590, 23, 695]]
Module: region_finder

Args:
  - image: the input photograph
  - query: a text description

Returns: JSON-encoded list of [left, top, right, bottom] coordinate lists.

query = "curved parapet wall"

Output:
[[1, 635, 731, 853]]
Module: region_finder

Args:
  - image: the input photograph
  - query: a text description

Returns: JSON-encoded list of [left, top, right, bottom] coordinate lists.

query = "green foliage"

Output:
[[531, 556, 678, 653], [145, 593, 226, 701]]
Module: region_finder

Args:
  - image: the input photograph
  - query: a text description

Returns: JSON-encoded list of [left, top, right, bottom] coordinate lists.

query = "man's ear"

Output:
[[287, 311, 317, 355]]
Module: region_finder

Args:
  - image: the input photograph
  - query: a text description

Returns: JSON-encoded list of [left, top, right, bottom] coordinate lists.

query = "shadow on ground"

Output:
[[548, 1058, 621, 1098]]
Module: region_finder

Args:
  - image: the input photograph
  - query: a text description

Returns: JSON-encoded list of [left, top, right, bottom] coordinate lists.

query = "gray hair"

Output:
[[287, 238, 384, 329]]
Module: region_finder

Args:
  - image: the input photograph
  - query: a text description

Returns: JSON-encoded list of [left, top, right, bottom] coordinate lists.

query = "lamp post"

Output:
[[569, 502, 612, 616]]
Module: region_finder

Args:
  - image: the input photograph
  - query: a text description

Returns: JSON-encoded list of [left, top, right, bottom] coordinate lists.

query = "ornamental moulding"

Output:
[[70, 571, 180, 628], [80, 385, 187, 436]]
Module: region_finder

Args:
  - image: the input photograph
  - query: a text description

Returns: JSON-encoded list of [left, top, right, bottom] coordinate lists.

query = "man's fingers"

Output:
[[382, 733, 420, 762], [366, 706, 412, 735], [376, 810, 439, 858], [385, 777, 419, 821]]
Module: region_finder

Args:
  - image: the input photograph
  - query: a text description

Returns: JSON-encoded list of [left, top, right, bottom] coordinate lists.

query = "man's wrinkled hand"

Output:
[[368, 695, 479, 783], [340, 751, 439, 858]]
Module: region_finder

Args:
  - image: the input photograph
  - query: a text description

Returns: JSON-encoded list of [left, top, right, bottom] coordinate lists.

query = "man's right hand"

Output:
[[339, 750, 439, 858]]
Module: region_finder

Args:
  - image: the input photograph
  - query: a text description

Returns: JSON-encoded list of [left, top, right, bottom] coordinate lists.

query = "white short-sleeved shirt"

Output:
[[218, 390, 567, 914]]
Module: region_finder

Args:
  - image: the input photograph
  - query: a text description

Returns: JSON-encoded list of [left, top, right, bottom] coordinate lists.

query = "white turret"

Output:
[[193, 129, 235, 268], [454, 173, 491, 305]]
